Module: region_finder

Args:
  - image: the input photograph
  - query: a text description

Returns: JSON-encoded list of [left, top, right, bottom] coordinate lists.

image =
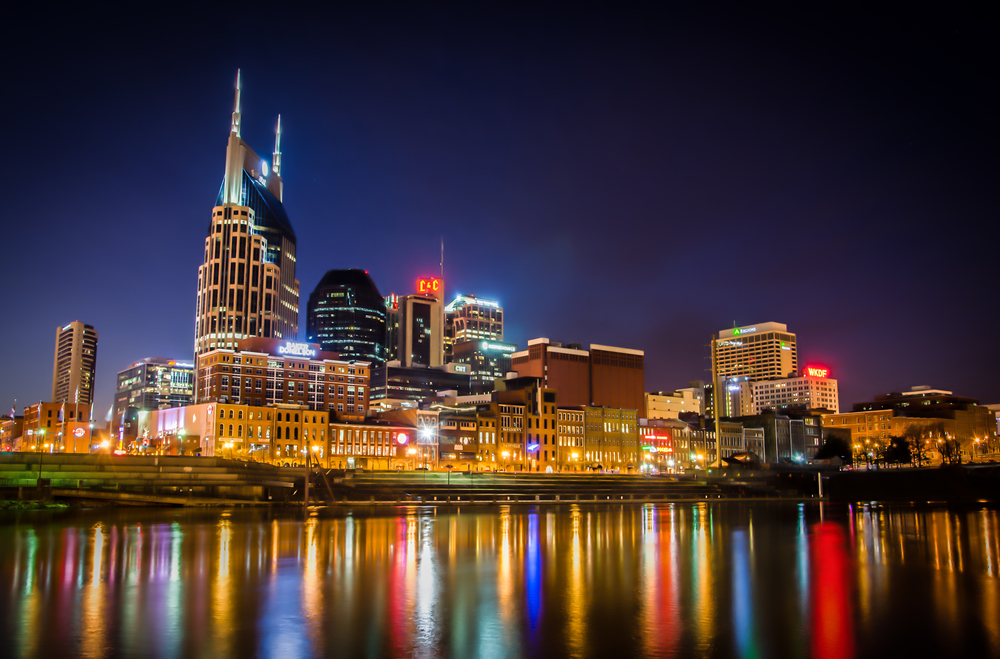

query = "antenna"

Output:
[[231, 69, 242, 136], [440, 235, 444, 282]]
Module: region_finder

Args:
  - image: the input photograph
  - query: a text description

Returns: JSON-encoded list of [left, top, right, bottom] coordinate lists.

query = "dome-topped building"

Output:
[[307, 269, 388, 366]]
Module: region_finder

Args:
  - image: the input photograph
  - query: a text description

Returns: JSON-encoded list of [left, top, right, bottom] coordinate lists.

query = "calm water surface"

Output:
[[0, 502, 998, 658]]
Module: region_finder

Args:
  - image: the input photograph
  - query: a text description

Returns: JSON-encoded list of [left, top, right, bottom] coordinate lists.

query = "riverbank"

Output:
[[826, 463, 1000, 503]]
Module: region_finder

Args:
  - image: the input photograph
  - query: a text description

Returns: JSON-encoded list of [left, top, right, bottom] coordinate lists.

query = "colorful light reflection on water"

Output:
[[0, 503, 998, 658]]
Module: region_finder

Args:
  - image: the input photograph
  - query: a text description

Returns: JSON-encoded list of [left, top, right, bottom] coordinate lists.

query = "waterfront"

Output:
[[0, 502, 997, 658]]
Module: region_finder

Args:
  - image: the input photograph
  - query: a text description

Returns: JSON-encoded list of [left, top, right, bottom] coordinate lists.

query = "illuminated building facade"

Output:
[[645, 389, 702, 420], [746, 367, 840, 414], [496, 401, 526, 470], [399, 278, 444, 367], [307, 269, 387, 366], [511, 338, 646, 416], [0, 415, 23, 451], [712, 322, 798, 417], [111, 357, 194, 433], [195, 337, 370, 422], [194, 72, 299, 358], [822, 386, 999, 458], [21, 402, 94, 454], [51, 321, 98, 407], [557, 407, 586, 471], [495, 376, 557, 472], [141, 402, 327, 461], [452, 339, 517, 394], [583, 406, 640, 471], [328, 420, 416, 469], [444, 294, 504, 361]]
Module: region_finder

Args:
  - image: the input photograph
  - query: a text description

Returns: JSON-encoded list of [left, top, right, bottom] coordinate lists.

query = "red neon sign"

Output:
[[416, 277, 442, 295], [806, 366, 829, 378]]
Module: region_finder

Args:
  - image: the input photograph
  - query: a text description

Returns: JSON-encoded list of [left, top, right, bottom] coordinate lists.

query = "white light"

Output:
[[260, 160, 268, 177]]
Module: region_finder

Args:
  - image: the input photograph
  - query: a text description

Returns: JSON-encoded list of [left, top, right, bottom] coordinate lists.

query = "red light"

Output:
[[806, 366, 829, 378]]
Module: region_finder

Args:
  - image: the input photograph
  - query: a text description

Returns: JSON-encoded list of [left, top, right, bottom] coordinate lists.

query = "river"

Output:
[[0, 502, 997, 658]]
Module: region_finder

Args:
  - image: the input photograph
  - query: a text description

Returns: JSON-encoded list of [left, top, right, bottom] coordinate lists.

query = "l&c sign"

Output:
[[417, 277, 442, 295]]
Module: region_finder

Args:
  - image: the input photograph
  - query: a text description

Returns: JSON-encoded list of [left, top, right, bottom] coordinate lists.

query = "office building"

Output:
[[511, 338, 645, 415], [746, 367, 840, 414], [369, 364, 472, 405], [645, 389, 702, 420], [384, 294, 400, 362], [196, 337, 370, 422], [307, 269, 387, 366], [452, 339, 517, 394], [821, 386, 998, 458], [112, 357, 194, 433], [711, 322, 798, 417], [444, 294, 504, 361], [51, 321, 98, 406], [398, 277, 445, 368], [194, 72, 299, 357]]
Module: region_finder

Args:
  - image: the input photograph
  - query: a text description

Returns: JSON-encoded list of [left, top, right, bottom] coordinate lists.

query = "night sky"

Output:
[[3, 3, 998, 423]]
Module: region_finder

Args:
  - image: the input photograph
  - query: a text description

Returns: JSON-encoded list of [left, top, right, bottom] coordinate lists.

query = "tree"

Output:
[[902, 424, 929, 467], [939, 438, 963, 465], [885, 436, 911, 466], [815, 435, 853, 467]]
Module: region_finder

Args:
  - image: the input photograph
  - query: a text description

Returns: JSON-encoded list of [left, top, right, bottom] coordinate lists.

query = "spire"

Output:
[[272, 114, 282, 177], [231, 69, 242, 136]]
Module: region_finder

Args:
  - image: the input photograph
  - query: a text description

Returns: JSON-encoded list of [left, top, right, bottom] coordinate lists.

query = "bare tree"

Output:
[[902, 424, 928, 467]]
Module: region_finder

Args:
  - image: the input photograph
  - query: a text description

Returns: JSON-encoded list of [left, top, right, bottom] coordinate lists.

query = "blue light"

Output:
[[527, 443, 539, 452]]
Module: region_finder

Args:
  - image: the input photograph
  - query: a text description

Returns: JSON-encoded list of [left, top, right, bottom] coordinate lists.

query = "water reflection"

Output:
[[0, 504, 998, 658]]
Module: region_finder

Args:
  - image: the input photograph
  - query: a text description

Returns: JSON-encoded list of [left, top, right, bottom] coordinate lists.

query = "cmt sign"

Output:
[[806, 366, 829, 378], [416, 277, 442, 295]]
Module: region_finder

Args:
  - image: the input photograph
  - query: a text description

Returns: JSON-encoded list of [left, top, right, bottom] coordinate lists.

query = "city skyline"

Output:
[[3, 4, 998, 421]]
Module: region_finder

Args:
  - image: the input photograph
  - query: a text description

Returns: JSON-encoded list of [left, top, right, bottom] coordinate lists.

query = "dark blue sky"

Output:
[[3, 3, 998, 422]]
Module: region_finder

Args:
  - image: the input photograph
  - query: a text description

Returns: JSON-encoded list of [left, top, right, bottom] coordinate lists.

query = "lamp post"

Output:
[[37, 428, 46, 484]]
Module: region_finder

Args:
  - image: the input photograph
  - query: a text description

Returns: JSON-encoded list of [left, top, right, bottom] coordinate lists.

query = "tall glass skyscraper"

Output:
[[307, 269, 387, 366], [193, 71, 299, 357]]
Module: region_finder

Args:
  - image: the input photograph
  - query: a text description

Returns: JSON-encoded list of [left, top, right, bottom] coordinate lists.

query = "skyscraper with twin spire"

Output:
[[193, 71, 300, 357]]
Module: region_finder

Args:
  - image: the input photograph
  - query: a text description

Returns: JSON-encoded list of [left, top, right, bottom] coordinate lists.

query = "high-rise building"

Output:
[[51, 321, 98, 406], [399, 277, 444, 368], [384, 294, 400, 362], [444, 294, 503, 361], [452, 339, 517, 394], [745, 366, 839, 415], [307, 269, 387, 366], [111, 358, 195, 433], [194, 71, 299, 358], [711, 322, 797, 417], [511, 338, 646, 416]]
